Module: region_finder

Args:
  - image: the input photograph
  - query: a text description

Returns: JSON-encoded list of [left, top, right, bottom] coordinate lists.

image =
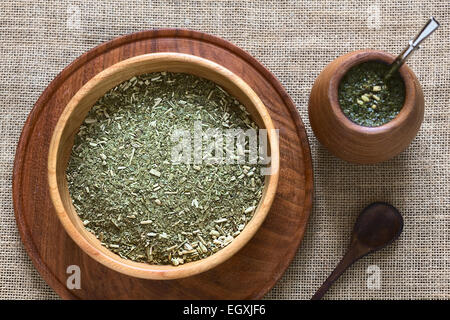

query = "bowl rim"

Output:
[[48, 52, 280, 280], [328, 49, 417, 135]]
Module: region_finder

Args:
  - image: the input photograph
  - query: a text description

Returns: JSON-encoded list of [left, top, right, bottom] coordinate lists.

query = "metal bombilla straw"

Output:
[[385, 17, 440, 80]]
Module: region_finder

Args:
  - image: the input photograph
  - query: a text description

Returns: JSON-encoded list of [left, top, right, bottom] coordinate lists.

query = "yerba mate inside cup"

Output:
[[308, 50, 424, 164]]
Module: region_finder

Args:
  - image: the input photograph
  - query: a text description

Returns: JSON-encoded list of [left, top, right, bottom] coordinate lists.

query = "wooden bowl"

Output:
[[48, 52, 280, 280], [308, 50, 424, 164]]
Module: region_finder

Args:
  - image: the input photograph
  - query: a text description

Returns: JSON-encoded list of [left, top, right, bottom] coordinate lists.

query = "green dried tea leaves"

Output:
[[338, 61, 405, 127], [66, 72, 265, 265]]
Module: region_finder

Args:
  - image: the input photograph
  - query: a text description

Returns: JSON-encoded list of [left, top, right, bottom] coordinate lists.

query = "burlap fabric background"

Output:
[[1, 0, 449, 300]]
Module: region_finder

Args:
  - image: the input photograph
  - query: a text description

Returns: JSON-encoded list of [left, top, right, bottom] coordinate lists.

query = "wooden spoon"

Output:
[[312, 202, 403, 300]]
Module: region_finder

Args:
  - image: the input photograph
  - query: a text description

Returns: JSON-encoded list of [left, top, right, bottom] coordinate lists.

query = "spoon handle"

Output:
[[311, 245, 366, 300]]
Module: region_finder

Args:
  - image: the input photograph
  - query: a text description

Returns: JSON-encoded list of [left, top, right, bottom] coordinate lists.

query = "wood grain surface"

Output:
[[13, 29, 313, 299]]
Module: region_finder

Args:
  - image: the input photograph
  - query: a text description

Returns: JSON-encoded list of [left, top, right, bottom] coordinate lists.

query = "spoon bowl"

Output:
[[352, 202, 403, 252]]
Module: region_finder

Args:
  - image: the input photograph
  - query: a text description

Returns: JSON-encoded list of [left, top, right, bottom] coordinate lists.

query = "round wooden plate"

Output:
[[13, 29, 313, 299]]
